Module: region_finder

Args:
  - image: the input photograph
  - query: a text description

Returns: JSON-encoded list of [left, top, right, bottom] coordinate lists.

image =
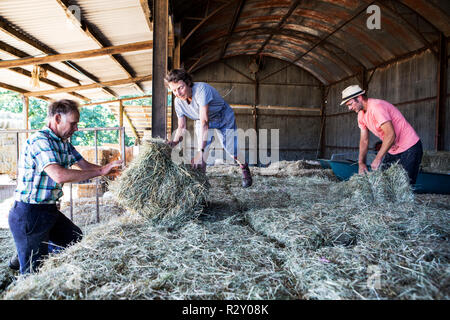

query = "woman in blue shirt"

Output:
[[165, 69, 252, 188]]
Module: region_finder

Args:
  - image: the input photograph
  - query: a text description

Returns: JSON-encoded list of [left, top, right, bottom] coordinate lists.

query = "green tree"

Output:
[[0, 90, 135, 146]]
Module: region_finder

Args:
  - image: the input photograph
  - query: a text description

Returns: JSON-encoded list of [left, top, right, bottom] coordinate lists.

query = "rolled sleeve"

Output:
[[69, 144, 83, 166]]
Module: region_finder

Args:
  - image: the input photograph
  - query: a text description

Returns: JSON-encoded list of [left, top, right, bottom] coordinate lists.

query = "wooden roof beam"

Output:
[[220, 0, 246, 60], [181, 1, 236, 47], [0, 40, 81, 86], [255, 0, 302, 56], [0, 82, 51, 101], [0, 16, 145, 101], [24, 75, 152, 96], [56, 0, 145, 95], [140, 0, 153, 32], [0, 16, 117, 99], [0, 40, 153, 69], [9, 66, 88, 101], [259, 1, 376, 82], [81, 94, 152, 106]]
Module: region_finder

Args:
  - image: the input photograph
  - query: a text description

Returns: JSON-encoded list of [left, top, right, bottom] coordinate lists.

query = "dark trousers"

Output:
[[382, 140, 423, 185], [8, 201, 82, 274]]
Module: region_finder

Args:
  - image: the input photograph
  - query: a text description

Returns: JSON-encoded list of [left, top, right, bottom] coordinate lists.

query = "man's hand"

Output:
[[358, 163, 369, 175], [370, 157, 382, 171], [100, 160, 123, 176]]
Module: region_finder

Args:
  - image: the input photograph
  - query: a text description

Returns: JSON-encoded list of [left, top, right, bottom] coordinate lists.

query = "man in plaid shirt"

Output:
[[8, 99, 122, 274]]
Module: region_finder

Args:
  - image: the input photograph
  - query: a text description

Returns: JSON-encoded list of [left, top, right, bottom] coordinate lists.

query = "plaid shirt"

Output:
[[15, 126, 83, 204]]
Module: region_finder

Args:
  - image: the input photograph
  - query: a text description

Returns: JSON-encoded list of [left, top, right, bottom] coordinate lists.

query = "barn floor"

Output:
[[0, 162, 449, 300]]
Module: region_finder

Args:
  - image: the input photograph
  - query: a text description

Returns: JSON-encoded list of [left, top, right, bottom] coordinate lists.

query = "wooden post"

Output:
[[436, 33, 447, 150], [22, 95, 29, 139], [152, 0, 168, 139], [254, 76, 259, 165], [170, 25, 181, 140], [318, 85, 328, 159], [119, 100, 124, 158]]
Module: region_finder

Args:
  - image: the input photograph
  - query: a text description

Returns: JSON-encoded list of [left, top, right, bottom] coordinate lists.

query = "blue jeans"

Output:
[[8, 201, 83, 274], [196, 107, 239, 160], [382, 140, 423, 185]]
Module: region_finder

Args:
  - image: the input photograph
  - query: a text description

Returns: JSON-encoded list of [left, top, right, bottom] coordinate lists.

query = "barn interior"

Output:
[[0, 0, 449, 301]]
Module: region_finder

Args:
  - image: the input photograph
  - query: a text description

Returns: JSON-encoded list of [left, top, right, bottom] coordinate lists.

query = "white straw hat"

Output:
[[340, 85, 365, 105]]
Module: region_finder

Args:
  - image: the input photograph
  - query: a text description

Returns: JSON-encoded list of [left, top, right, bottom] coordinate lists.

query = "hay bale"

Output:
[[76, 183, 106, 198], [0, 229, 16, 292], [76, 146, 120, 166], [0, 146, 17, 177], [331, 163, 414, 205], [421, 151, 450, 174], [109, 139, 210, 226]]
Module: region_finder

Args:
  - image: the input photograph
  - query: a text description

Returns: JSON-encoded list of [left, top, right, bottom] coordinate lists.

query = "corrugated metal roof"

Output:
[[0, 0, 152, 101], [174, 0, 450, 84], [0, 0, 449, 139], [0, 0, 154, 138]]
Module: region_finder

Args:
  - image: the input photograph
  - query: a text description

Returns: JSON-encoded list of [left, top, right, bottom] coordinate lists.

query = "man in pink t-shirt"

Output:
[[341, 85, 423, 185]]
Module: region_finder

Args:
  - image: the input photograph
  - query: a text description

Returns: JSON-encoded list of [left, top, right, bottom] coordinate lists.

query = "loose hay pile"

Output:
[[0, 229, 16, 292], [331, 163, 414, 205], [2, 214, 293, 300], [1, 161, 448, 300], [109, 139, 210, 226]]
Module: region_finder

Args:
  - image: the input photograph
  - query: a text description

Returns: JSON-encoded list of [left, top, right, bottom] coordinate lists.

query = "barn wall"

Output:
[[324, 49, 448, 159], [189, 56, 322, 164]]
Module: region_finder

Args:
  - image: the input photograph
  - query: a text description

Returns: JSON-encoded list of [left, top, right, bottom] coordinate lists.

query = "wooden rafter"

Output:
[[0, 40, 153, 69], [56, 0, 145, 95], [140, 0, 153, 32], [0, 16, 117, 99], [81, 95, 152, 106], [24, 75, 152, 97], [219, 0, 245, 60], [181, 1, 236, 47], [0, 40, 82, 85], [0, 82, 51, 101], [8, 66, 88, 101], [259, 1, 376, 82], [255, 0, 302, 56]]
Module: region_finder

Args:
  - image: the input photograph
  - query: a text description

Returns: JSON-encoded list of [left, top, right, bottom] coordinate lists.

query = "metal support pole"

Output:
[[69, 136, 73, 221], [95, 129, 100, 223], [254, 77, 259, 165], [121, 127, 126, 168], [15, 132, 19, 179], [70, 182, 73, 221]]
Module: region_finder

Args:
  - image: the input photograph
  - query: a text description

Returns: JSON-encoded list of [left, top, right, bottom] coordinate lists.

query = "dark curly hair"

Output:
[[164, 69, 193, 88]]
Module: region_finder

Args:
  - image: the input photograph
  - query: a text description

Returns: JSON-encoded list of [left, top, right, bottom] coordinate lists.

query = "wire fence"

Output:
[[0, 127, 126, 225]]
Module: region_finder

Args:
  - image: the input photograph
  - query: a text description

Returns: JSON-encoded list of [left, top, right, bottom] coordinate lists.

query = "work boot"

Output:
[[9, 254, 20, 271], [240, 163, 252, 188]]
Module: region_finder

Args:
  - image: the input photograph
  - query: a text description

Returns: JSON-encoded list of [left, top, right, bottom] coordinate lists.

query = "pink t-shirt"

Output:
[[358, 98, 419, 155]]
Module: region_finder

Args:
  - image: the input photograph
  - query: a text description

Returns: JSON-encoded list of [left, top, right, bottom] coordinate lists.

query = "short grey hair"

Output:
[[47, 99, 80, 118]]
